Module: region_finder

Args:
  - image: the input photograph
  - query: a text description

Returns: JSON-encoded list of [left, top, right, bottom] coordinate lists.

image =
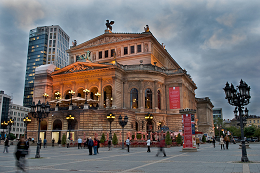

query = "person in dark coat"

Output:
[[96, 138, 100, 154], [58, 139, 61, 147], [15, 136, 29, 171], [212, 136, 216, 148], [156, 138, 166, 157], [52, 138, 55, 147], [88, 137, 94, 155], [3, 138, 9, 153]]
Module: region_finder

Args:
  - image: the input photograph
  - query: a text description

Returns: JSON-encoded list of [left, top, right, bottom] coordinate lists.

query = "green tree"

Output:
[[9, 133, 16, 140], [61, 134, 66, 145], [112, 133, 118, 145], [244, 125, 256, 138], [202, 135, 206, 143], [253, 128, 260, 141], [176, 133, 182, 144], [100, 133, 106, 144], [165, 131, 172, 145]]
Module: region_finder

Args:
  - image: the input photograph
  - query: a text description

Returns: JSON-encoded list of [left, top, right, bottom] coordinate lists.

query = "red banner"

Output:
[[183, 114, 193, 148], [169, 87, 180, 109]]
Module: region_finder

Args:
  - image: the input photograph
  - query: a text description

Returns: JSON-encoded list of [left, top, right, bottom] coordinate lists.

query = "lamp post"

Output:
[[118, 115, 128, 149], [66, 114, 75, 141], [68, 90, 75, 105], [43, 93, 49, 103], [107, 112, 115, 143], [1, 121, 8, 139], [55, 91, 61, 106], [83, 89, 90, 104], [223, 79, 251, 162], [30, 100, 50, 158], [23, 116, 31, 139], [7, 118, 14, 139], [145, 113, 153, 138]]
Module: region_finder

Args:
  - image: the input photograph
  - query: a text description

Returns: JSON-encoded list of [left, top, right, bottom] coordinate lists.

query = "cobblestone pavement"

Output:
[[0, 142, 259, 173]]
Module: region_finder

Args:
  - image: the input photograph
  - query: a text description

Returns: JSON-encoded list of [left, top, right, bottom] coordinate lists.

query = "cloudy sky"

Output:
[[0, 0, 259, 120]]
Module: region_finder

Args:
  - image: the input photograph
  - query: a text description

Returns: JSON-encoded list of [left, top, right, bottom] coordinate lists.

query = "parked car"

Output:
[[252, 137, 258, 142]]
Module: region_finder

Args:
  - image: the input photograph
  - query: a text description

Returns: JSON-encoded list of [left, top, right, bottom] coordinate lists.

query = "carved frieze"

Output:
[[83, 37, 133, 48]]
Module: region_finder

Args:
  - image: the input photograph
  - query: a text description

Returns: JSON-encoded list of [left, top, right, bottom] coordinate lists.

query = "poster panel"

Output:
[[183, 114, 193, 148], [169, 87, 180, 109]]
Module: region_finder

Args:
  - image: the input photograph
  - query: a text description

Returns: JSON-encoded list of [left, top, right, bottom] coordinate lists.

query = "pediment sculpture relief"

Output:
[[64, 64, 90, 74], [84, 36, 133, 48]]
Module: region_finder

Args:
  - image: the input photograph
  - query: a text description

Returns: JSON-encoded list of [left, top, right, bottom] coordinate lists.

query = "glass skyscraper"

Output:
[[23, 25, 70, 107]]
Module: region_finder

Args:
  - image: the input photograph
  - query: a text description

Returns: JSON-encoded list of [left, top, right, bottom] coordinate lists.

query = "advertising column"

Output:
[[183, 114, 193, 148]]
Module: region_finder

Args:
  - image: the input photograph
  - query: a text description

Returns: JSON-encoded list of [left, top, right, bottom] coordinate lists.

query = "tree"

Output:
[[165, 131, 172, 145], [202, 135, 206, 143], [112, 133, 118, 145], [100, 133, 106, 144], [253, 128, 260, 141], [176, 133, 182, 144], [61, 134, 66, 145], [9, 133, 16, 140], [244, 125, 256, 138]]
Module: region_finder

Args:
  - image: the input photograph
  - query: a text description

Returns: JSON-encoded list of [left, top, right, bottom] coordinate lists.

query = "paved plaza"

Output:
[[0, 142, 260, 173]]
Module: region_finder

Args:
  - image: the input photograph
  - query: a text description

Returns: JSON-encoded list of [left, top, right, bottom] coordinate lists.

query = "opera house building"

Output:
[[27, 26, 198, 143]]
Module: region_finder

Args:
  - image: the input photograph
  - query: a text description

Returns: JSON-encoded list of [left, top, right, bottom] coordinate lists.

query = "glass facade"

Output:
[[23, 27, 48, 107], [23, 25, 70, 107], [0, 97, 10, 129]]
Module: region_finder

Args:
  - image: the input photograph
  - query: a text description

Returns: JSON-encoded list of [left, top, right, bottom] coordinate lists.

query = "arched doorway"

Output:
[[67, 119, 78, 141], [103, 85, 112, 108], [89, 87, 99, 108], [52, 119, 62, 142], [40, 120, 47, 140], [147, 121, 154, 132]]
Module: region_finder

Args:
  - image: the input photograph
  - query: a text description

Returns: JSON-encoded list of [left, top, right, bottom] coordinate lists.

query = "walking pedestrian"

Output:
[[224, 134, 230, 149], [52, 138, 55, 147], [156, 138, 166, 157], [220, 135, 225, 150], [3, 138, 9, 153], [44, 138, 47, 148], [15, 136, 29, 172], [147, 138, 151, 152], [212, 136, 216, 148], [66, 138, 70, 148], [93, 138, 98, 155], [78, 137, 82, 149], [97, 138, 100, 154], [32, 137, 34, 143], [196, 137, 200, 149], [88, 137, 93, 155], [83, 138, 87, 149], [126, 137, 130, 152], [58, 139, 61, 147]]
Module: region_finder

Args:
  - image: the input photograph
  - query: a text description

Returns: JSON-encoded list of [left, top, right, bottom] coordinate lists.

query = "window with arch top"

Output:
[[130, 88, 138, 109], [157, 90, 161, 110], [145, 88, 152, 109]]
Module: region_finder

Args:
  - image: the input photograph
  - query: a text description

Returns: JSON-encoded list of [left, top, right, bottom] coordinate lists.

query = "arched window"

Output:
[[130, 88, 138, 109], [145, 89, 152, 109], [157, 90, 161, 110]]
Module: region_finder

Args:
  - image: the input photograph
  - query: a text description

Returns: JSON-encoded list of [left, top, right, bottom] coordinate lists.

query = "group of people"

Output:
[[74, 137, 100, 155], [220, 134, 230, 150]]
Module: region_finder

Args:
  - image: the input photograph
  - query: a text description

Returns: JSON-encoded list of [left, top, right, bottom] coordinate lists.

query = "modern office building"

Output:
[[0, 91, 12, 138], [213, 108, 223, 120], [9, 104, 30, 138], [23, 25, 70, 107]]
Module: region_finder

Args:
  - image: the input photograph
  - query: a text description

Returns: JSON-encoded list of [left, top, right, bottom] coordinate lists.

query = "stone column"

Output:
[[139, 80, 144, 112], [73, 55, 76, 63], [98, 78, 103, 108], [112, 76, 117, 109]]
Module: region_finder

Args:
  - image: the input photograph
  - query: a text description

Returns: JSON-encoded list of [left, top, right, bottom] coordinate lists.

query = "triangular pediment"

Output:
[[68, 32, 151, 51], [51, 62, 115, 76]]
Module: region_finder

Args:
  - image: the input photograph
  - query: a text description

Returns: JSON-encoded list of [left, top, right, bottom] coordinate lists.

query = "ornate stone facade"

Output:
[[28, 30, 197, 143]]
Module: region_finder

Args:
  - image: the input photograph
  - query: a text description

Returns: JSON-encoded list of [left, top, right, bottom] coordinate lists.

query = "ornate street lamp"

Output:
[[23, 116, 31, 139], [95, 92, 101, 100], [7, 118, 14, 139], [83, 89, 90, 104], [118, 115, 128, 149], [55, 91, 61, 106], [107, 112, 115, 143], [43, 93, 49, 103], [1, 121, 8, 139], [224, 79, 251, 162], [30, 100, 50, 158], [68, 90, 75, 105], [66, 114, 75, 141]]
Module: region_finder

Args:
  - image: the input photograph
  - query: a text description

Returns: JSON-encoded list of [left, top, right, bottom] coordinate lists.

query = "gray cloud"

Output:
[[0, 0, 259, 120]]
